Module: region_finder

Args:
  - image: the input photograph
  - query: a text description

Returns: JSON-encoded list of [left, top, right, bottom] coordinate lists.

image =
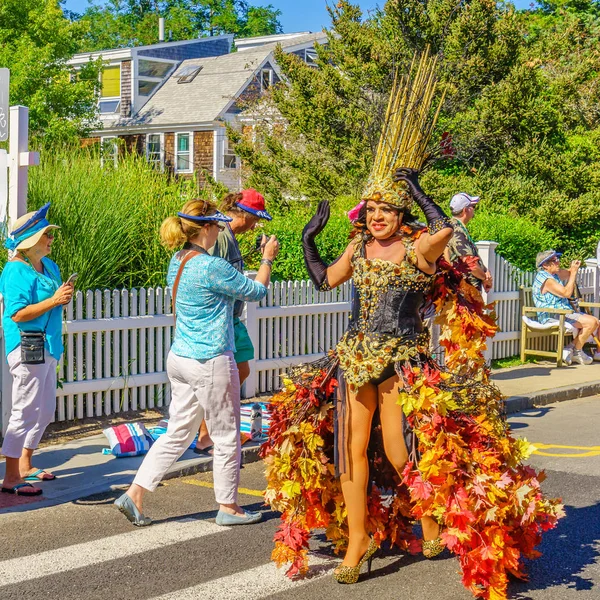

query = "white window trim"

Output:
[[222, 134, 238, 170], [145, 132, 164, 170], [175, 132, 194, 174], [260, 68, 273, 92], [132, 54, 177, 113], [101, 136, 118, 167]]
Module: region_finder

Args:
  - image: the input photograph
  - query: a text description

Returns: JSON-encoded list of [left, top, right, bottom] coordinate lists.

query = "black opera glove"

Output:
[[393, 167, 453, 235], [302, 200, 332, 291]]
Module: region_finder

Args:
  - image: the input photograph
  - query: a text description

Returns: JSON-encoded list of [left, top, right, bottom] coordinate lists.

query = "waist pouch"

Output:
[[20, 332, 46, 365]]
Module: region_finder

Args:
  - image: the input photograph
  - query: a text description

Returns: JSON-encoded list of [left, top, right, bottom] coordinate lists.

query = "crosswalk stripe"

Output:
[[0, 517, 224, 587], [149, 554, 338, 600]]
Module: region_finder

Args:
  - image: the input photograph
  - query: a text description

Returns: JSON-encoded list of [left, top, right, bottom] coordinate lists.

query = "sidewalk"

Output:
[[0, 437, 263, 514], [1, 361, 599, 514], [492, 361, 600, 413]]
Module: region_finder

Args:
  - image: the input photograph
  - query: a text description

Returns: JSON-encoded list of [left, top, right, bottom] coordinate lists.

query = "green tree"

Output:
[[75, 0, 283, 52], [231, 0, 600, 263], [0, 0, 100, 145], [231, 0, 523, 202]]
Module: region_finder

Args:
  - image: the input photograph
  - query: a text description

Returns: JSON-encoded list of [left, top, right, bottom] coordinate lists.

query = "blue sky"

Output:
[[64, 0, 533, 32]]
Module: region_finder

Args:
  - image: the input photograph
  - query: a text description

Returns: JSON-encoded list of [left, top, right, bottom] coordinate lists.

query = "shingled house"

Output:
[[70, 32, 326, 190]]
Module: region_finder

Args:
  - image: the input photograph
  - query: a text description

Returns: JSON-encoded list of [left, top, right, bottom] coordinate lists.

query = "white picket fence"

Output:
[[0, 241, 599, 427]]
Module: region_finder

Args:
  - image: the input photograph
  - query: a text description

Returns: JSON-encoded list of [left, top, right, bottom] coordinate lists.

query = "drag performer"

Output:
[[261, 51, 562, 600]]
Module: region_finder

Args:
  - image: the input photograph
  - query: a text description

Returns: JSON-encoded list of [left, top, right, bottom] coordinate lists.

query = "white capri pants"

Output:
[[134, 350, 241, 504], [2, 347, 58, 459]]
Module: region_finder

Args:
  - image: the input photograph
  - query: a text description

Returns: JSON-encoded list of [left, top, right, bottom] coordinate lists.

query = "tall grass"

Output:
[[23, 148, 214, 290]]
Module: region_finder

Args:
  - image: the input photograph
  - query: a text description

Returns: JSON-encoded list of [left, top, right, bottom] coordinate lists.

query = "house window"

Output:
[[175, 133, 192, 173], [223, 138, 238, 169], [138, 80, 161, 97], [304, 48, 318, 66], [101, 65, 121, 98], [101, 136, 118, 167], [99, 100, 121, 114], [261, 69, 273, 91], [138, 59, 173, 78], [146, 133, 163, 169]]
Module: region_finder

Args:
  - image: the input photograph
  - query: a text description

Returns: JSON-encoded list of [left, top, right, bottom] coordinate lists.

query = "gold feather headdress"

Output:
[[362, 47, 445, 210]]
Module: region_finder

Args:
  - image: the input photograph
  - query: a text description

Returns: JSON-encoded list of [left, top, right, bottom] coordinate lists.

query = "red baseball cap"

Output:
[[235, 188, 272, 221]]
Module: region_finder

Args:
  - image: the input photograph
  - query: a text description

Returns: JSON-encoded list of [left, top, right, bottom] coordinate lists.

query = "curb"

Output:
[[504, 379, 600, 414]]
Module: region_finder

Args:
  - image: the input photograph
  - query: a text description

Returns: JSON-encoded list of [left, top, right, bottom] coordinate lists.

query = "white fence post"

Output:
[[8, 105, 39, 226], [475, 241, 498, 363], [1, 106, 39, 435], [584, 257, 599, 317], [0, 298, 10, 436]]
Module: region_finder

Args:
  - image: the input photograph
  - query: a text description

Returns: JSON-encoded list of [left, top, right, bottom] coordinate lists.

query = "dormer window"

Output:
[[138, 59, 173, 79], [136, 58, 176, 99], [304, 48, 318, 66], [261, 68, 273, 91]]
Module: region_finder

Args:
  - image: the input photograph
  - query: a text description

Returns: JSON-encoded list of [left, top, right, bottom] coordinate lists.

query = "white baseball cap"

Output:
[[450, 192, 480, 213]]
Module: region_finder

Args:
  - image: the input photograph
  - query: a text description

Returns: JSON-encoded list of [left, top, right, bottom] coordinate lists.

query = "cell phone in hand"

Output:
[[66, 273, 78, 285]]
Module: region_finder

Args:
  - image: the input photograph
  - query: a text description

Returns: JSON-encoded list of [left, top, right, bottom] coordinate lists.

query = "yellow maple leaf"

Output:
[[281, 479, 302, 499]]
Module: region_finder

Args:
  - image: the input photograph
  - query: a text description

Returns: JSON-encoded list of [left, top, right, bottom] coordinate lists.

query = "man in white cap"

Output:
[[445, 192, 492, 293]]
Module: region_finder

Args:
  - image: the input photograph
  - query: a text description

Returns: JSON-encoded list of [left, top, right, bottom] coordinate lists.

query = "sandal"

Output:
[[193, 445, 213, 456], [24, 469, 56, 482], [115, 493, 152, 527], [2, 483, 43, 496], [422, 525, 446, 559]]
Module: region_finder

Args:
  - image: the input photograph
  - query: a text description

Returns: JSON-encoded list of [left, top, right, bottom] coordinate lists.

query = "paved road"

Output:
[[1, 396, 599, 600]]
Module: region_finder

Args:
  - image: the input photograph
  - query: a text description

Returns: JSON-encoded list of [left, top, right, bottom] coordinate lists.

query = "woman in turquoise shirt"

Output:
[[0, 203, 73, 496], [116, 199, 279, 526]]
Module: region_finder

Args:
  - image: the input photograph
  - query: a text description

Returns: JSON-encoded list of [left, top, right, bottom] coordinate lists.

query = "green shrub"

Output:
[[21, 148, 212, 290], [469, 212, 558, 271], [238, 200, 355, 281]]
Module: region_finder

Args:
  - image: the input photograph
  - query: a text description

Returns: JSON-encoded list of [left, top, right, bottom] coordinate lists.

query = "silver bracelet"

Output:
[[260, 258, 273, 267]]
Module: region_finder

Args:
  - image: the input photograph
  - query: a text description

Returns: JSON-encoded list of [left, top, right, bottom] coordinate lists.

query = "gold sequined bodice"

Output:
[[336, 236, 434, 390]]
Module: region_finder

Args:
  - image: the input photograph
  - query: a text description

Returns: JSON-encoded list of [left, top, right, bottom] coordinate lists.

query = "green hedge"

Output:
[[20, 149, 208, 290], [1, 151, 569, 285], [468, 213, 558, 271]]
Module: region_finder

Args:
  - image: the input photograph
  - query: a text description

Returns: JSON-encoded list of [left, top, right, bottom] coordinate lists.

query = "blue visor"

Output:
[[235, 202, 272, 221], [4, 203, 53, 251], [178, 210, 233, 223]]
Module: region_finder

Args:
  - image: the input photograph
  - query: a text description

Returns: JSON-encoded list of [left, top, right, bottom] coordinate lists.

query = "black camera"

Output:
[[255, 234, 266, 252]]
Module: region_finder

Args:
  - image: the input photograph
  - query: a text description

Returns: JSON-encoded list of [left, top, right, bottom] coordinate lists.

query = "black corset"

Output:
[[350, 286, 425, 337]]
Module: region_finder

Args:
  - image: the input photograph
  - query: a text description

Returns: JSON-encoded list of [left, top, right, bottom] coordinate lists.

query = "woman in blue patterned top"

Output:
[[533, 249, 600, 365], [116, 199, 279, 526]]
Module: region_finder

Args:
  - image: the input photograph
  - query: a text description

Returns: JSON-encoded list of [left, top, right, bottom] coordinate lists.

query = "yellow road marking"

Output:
[[182, 478, 265, 498], [532, 442, 600, 458]]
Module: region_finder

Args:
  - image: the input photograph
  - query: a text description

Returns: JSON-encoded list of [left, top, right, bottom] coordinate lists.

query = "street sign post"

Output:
[[0, 69, 8, 229], [0, 68, 8, 142]]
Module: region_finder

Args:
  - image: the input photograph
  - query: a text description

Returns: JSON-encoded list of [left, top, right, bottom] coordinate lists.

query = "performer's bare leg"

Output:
[[378, 375, 439, 541], [339, 383, 377, 567]]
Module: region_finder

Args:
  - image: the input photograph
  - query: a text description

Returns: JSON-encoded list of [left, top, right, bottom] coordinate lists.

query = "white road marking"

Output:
[[0, 517, 224, 586], [149, 554, 338, 600]]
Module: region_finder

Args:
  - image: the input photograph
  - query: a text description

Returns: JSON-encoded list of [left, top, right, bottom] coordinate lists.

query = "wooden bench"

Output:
[[520, 286, 600, 366]]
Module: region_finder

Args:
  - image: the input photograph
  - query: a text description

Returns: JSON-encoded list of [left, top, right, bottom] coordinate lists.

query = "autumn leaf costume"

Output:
[[261, 50, 563, 600]]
